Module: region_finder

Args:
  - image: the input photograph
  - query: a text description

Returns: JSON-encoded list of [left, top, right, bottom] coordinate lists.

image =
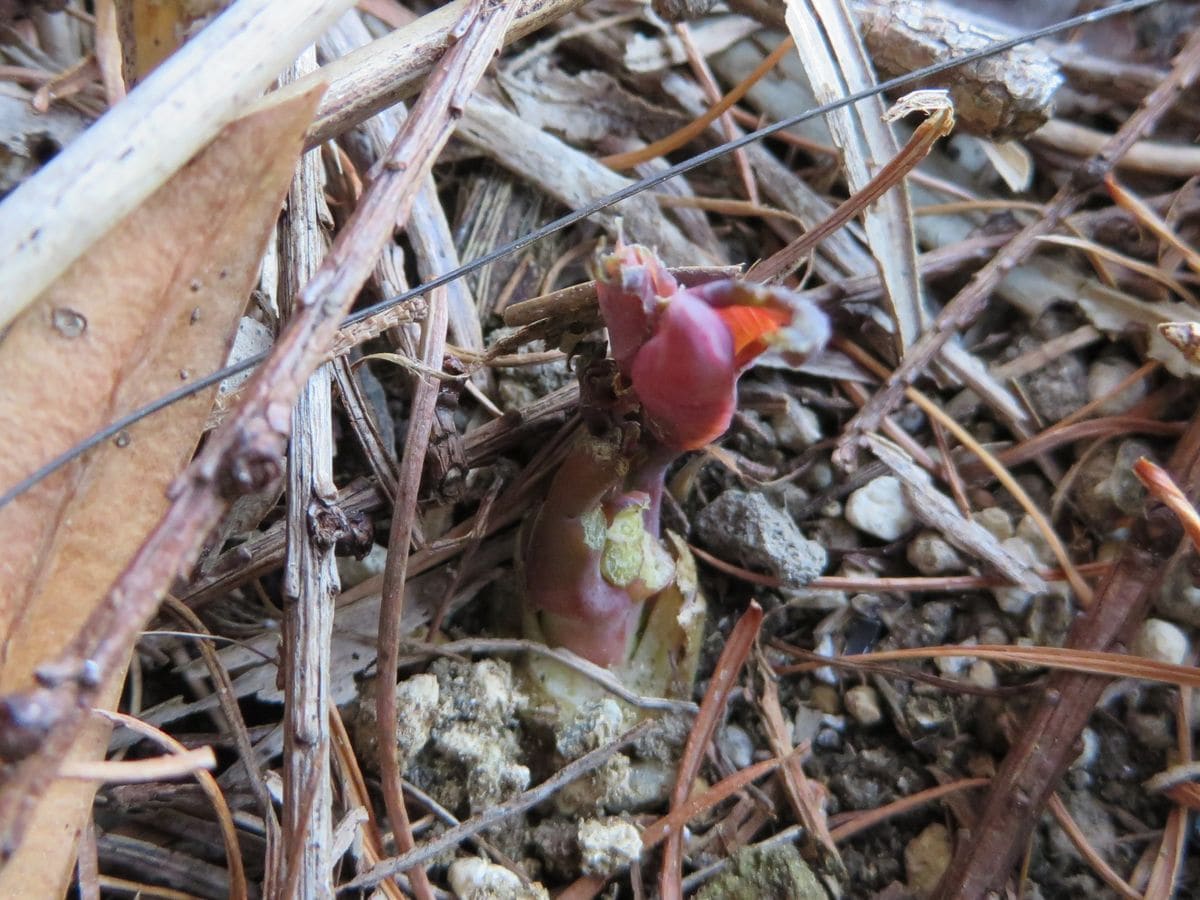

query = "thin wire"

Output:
[[0, 0, 1162, 510]]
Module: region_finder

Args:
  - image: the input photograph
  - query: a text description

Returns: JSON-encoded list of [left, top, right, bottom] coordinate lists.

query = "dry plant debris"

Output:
[[0, 0, 1198, 898]]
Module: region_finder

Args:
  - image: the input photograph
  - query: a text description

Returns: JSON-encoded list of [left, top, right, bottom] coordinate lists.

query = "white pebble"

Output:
[[907, 531, 964, 575], [991, 538, 1040, 616], [449, 858, 548, 900], [844, 685, 883, 726], [578, 818, 643, 876], [1131, 618, 1190, 665], [772, 396, 823, 450], [845, 476, 915, 542], [934, 639, 976, 677], [1087, 356, 1146, 415], [968, 660, 997, 690], [1072, 727, 1099, 770]]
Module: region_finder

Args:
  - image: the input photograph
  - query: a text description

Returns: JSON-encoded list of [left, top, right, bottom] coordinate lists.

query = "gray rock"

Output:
[[845, 476, 915, 541], [1074, 440, 1154, 532], [770, 396, 823, 451], [1019, 341, 1087, 422], [718, 724, 754, 769], [695, 490, 826, 586], [971, 507, 1014, 542], [991, 538, 1040, 615], [448, 858, 549, 900], [697, 843, 826, 900]]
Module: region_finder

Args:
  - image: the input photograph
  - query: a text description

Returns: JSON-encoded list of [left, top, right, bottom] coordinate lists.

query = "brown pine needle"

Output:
[[1133, 457, 1200, 553], [1106, 174, 1200, 275], [778, 643, 1200, 689], [60, 747, 215, 782], [599, 36, 796, 170]]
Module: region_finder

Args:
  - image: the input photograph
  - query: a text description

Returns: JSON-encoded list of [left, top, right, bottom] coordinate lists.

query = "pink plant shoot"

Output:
[[597, 241, 830, 451], [523, 241, 830, 667]]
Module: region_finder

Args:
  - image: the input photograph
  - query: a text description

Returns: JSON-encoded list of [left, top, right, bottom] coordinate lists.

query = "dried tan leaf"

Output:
[[0, 83, 324, 899], [784, 0, 924, 350]]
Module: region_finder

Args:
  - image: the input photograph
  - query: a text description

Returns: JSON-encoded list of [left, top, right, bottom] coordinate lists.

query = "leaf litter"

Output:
[[1, 1, 1199, 898]]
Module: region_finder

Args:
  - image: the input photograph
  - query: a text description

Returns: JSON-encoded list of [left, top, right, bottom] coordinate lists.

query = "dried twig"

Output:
[[660, 602, 763, 900], [277, 47, 337, 900]]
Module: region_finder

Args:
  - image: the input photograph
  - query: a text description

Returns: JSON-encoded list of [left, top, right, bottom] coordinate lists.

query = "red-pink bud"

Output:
[[630, 294, 737, 451]]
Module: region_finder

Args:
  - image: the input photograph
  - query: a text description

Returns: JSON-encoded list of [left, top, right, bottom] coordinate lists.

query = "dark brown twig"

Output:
[[368, 4, 519, 896]]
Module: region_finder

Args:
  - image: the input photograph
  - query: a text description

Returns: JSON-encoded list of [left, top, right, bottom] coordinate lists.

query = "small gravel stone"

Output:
[[905, 822, 953, 896], [1019, 341, 1087, 422], [577, 818, 642, 876], [1075, 440, 1154, 530], [971, 507, 1013, 542], [771, 395, 823, 450], [1156, 558, 1200, 628], [844, 685, 883, 726], [1014, 515, 1054, 565], [809, 684, 841, 715], [845, 476, 915, 541], [1087, 355, 1147, 415], [933, 640, 974, 677], [448, 858, 549, 900], [1072, 727, 1099, 770], [695, 490, 826, 585], [793, 704, 824, 745], [336, 542, 387, 587], [1131, 618, 1189, 665], [991, 538, 1040, 615], [718, 724, 754, 769], [1128, 709, 1175, 750], [906, 530, 964, 575], [968, 660, 997, 690]]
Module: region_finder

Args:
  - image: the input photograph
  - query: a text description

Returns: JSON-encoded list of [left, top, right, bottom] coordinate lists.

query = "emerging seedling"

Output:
[[520, 240, 830, 711]]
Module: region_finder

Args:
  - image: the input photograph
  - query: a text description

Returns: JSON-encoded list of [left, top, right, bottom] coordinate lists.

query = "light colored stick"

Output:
[[278, 47, 338, 900], [0, 0, 356, 329]]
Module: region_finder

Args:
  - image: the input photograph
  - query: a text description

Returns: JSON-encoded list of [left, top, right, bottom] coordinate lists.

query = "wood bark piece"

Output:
[[0, 79, 324, 894], [852, 0, 1061, 140], [0, 0, 356, 328], [933, 409, 1200, 896]]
